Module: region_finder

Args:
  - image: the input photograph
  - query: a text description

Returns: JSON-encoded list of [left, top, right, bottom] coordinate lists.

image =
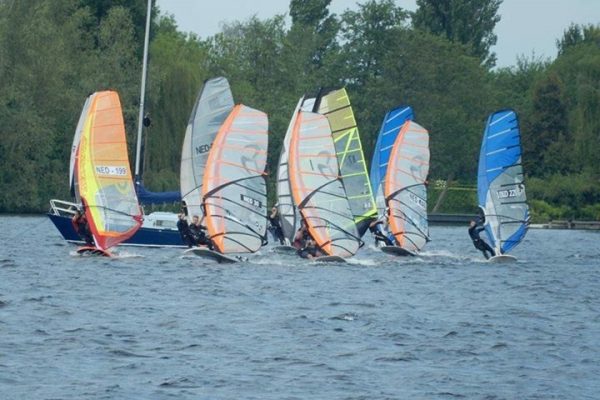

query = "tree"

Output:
[[412, 0, 502, 67]]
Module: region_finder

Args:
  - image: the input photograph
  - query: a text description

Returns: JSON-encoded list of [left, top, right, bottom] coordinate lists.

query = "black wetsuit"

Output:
[[177, 218, 194, 248], [190, 223, 214, 250], [469, 224, 496, 259], [369, 220, 394, 246], [72, 215, 94, 246], [268, 215, 285, 245], [298, 241, 319, 259]]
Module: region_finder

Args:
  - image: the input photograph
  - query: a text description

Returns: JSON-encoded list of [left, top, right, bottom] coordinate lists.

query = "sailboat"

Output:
[[288, 108, 362, 261], [181, 78, 269, 263], [73, 91, 143, 256], [478, 109, 530, 263], [314, 88, 377, 236], [48, 0, 185, 247]]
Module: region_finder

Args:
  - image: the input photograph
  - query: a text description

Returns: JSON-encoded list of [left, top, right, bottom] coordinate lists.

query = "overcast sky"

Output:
[[156, 0, 599, 68]]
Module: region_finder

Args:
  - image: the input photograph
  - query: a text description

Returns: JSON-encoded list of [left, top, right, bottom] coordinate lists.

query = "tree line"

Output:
[[0, 0, 598, 221]]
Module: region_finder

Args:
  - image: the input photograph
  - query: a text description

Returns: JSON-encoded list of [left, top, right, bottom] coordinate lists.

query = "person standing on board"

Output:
[[71, 208, 94, 246], [268, 206, 285, 245], [369, 208, 394, 247], [176, 212, 194, 248], [468, 219, 496, 259], [189, 215, 214, 250]]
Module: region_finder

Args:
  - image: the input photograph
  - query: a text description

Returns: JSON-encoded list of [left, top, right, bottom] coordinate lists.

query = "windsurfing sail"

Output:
[[276, 97, 304, 244], [180, 77, 235, 219], [202, 104, 269, 254], [289, 111, 361, 258], [385, 120, 430, 253], [478, 109, 529, 254], [76, 91, 143, 250], [370, 106, 414, 214], [315, 88, 377, 236], [70, 95, 92, 201]]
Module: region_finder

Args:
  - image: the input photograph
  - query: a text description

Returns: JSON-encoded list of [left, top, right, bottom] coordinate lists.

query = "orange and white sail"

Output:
[[384, 120, 430, 253], [288, 111, 361, 258], [202, 105, 269, 253], [75, 91, 142, 250]]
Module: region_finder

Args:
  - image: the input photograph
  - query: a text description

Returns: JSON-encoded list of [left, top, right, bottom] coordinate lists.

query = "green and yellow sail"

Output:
[[315, 88, 377, 237]]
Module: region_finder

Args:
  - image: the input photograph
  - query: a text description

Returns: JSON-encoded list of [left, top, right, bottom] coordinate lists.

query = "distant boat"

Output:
[[180, 78, 269, 256], [478, 109, 530, 263], [73, 91, 143, 255], [314, 88, 377, 237], [288, 109, 362, 259], [382, 120, 430, 256]]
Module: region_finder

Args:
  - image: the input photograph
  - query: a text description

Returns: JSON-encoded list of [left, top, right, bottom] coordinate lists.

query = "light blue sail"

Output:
[[369, 106, 414, 210], [477, 109, 529, 254]]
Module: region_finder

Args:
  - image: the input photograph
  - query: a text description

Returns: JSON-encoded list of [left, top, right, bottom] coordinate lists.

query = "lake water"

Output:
[[1, 215, 599, 399]]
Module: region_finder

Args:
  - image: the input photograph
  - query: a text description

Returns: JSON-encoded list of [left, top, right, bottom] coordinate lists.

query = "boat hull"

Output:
[[48, 213, 186, 248]]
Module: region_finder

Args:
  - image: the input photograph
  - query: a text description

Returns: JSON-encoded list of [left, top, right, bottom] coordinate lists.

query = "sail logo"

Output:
[[195, 143, 211, 155], [96, 166, 127, 176]]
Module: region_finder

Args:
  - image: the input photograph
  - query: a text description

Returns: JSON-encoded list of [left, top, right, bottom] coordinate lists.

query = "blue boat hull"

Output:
[[47, 213, 186, 247]]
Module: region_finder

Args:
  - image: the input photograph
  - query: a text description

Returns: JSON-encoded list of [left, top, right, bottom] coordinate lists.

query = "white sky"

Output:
[[156, 0, 600, 68]]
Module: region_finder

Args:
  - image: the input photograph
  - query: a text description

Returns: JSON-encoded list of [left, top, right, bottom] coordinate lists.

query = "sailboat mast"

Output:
[[134, 0, 152, 180]]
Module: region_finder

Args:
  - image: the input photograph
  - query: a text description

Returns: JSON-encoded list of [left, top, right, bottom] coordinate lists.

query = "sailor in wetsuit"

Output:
[[369, 208, 394, 247], [71, 209, 94, 246], [468, 219, 496, 259], [189, 215, 214, 250], [293, 220, 321, 259], [268, 206, 285, 245], [176, 212, 194, 248]]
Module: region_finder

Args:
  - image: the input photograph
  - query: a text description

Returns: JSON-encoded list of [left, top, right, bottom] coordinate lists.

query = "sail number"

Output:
[[95, 166, 127, 176], [409, 192, 426, 209], [241, 194, 263, 208], [496, 187, 521, 199]]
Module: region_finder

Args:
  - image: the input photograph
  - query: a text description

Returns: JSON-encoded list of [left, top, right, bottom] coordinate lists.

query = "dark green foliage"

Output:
[[413, 0, 502, 67], [0, 1, 599, 220]]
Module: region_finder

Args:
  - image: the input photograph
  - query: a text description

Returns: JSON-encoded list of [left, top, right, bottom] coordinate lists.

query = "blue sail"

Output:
[[369, 106, 414, 198], [477, 109, 529, 254]]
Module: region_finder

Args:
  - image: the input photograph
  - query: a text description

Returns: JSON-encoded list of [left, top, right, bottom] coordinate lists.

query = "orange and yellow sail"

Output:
[[76, 91, 142, 250]]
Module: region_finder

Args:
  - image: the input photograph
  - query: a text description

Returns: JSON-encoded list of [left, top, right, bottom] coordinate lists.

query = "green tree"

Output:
[[412, 0, 502, 67]]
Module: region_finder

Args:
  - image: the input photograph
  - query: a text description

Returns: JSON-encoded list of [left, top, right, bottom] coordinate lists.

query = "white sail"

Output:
[[289, 111, 361, 258], [202, 105, 269, 253], [180, 77, 234, 218], [385, 120, 430, 253], [69, 95, 92, 201]]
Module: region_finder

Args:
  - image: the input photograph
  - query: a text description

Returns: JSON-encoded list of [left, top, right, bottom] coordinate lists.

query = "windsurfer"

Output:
[[369, 208, 394, 247], [294, 220, 322, 259], [72, 209, 94, 246], [468, 220, 496, 259], [176, 212, 194, 248], [190, 215, 214, 250], [268, 206, 285, 245]]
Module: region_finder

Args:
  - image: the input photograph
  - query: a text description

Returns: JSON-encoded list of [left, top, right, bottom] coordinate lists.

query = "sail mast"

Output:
[[134, 0, 152, 180]]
